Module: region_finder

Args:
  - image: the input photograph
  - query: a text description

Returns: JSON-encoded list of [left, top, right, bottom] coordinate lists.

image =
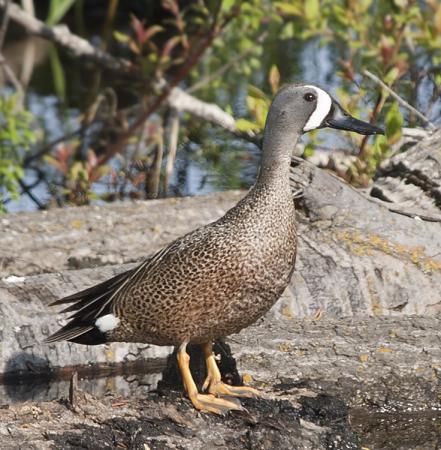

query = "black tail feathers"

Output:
[[45, 268, 134, 344]]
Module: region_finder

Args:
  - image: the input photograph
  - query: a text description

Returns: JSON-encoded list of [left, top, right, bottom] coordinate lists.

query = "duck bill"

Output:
[[323, 102, 384, 135]]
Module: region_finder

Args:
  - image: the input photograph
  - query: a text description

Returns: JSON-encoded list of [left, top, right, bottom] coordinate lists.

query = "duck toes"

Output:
[[45, 84, 383, 414]]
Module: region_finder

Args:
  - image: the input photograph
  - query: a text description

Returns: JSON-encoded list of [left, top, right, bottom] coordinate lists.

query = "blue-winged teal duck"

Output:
[[46, 84, 383, 413]]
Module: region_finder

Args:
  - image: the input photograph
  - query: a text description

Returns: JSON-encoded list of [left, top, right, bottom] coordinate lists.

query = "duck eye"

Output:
[[304, 93, 316, 102]]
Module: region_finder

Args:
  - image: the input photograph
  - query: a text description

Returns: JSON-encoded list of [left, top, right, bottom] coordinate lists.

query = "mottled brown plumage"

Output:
[[112, 177, 296, 345], [46, 84, 383, 412]]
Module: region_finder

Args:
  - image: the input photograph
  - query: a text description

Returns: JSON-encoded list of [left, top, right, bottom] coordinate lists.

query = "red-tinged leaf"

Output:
[[339, 59, 356, 82], [55, 144, 72, 162], [87, 149, 98, 169], [129, 40, 140, 54], [110, 169, 118, 185], [143, 25, 165, 43], [132, 172, 146, 186], [162, 35, 182, 57], [395, 59, 409, 78], [89, 165, 110, 182], [130, 14, 146, 44], [379, 35, 395, 65], [162, 0, 179, 17]]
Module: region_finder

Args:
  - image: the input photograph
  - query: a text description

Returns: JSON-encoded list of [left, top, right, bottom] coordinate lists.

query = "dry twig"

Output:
[[363, 69, 436, 130], [164, 109, 180, 192]]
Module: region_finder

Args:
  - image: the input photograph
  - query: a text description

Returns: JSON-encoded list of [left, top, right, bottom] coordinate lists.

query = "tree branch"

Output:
[[363, 69, 436, 131], [0, 0, 133, 73], [0, 0, 10, 50], [0, 1, 259, 151], [166, 86, 260, 145]]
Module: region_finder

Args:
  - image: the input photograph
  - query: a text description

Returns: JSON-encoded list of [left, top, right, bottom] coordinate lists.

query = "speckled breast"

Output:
[[111, 187, 297, 346]]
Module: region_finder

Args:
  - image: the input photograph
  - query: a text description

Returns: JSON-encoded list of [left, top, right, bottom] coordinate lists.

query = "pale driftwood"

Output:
[[1, 128, 441, 380], [0, 0, 130, 72], [0, 191, 243, 277]]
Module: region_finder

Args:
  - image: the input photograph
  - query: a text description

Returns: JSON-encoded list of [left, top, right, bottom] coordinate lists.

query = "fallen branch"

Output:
[[166, 85, 259, 145], [0, 0, 132, 73], [163, 108, 180, 191], [291, 154, 441, 223], [0, 1, 259, 150]]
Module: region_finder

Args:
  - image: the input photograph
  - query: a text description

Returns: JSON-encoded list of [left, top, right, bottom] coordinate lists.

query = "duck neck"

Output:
[[255, 121, 300, 188]]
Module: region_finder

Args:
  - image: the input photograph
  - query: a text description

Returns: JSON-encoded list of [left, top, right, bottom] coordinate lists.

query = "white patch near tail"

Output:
[[303, 86, 333, 131], [95, 314, 120, 332]]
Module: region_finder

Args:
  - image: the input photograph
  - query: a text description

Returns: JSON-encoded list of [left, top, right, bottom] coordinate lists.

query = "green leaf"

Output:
[[49, 46, 66, 102], [385, 102, 403, 144], [373, 134, 389, 158], [247, 85, 268, 101], [384, 67, 399, 85], [274, 2, 302, 16], [280, 22, 295, 39], [222, 0, 238, 13], [393, 0, 408, 9], [113, 31, 130, 44], [235, 118, 261, 132], [358, 0, 372, 13], [69, 162, 87, 182], [304, 0, 320, 21], [46, 0, 76, 26]]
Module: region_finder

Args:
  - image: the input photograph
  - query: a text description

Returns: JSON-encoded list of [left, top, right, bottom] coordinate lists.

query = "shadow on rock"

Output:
[[158, 339, 242, 391]]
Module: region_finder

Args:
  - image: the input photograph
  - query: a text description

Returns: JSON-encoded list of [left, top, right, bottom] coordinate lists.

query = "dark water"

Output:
[[3, 3, 441, 214], [2, 25, 343, 214], [0, 359, 166, 404]]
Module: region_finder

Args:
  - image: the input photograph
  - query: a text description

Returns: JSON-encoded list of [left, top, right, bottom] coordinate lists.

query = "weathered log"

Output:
[[1, 130, 441, 449], [0, 192, 243, 277], [1, 129, 440, 377], [371, 127, 441, 215], [1, 314, 441, 449]]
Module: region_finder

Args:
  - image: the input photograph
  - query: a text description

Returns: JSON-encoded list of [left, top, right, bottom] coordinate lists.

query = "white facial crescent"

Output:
[[303, 86, 333, 131]]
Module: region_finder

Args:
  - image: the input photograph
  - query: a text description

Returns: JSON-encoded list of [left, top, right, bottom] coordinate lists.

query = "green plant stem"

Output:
[[358, 92, 383, 158]]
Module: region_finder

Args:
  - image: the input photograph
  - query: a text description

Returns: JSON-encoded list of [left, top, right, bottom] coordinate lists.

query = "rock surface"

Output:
[[1, 130, 441, 449]]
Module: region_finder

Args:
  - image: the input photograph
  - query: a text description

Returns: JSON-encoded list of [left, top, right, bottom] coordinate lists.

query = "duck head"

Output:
[[302, 85, 384, 135], [267, 84, 384, 136], [260, 84, 384, 173]]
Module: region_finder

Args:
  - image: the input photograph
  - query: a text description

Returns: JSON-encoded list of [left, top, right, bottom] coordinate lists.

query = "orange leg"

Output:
[[176, 342, 242, 414], [202, 342, 260, 398]]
